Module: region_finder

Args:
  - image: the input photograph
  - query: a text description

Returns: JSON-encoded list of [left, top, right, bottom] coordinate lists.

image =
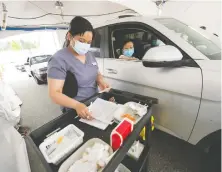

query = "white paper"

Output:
[[88, 98, 118, 124], [79, 118, 109, 130]]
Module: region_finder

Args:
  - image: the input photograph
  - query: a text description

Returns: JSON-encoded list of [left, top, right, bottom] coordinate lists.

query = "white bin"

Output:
[[39, 124, 84, 165], [115, 164, 131, 172], [59, 138, 113, 172], [113, 105, 142, 124]]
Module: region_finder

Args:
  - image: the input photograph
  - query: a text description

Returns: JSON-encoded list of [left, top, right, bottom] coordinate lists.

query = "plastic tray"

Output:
[[127, 141, 145, 161], [113, 105, 142, 124], [124, 102, 147, 117], [58, 138, 113, 172], [39, 124, 84, 165], [115, 164, 131, 172]]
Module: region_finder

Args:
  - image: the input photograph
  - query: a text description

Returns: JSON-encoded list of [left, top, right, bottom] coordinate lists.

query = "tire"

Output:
[[203, 142, 221, 172], [32, 73, 44, 85]]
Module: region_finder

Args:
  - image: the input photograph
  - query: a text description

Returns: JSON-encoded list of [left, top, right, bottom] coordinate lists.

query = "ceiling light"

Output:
[[55, 1, 63, 10], [153, 0, 168, 7]]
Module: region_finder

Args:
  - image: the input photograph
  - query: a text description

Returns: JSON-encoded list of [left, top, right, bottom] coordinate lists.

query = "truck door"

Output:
[[103, 23, 202, 141]]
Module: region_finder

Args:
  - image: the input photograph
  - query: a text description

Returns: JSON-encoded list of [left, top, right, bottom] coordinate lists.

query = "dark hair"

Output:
[[122, 39, 134, 48], [63, 16, 95, 47]]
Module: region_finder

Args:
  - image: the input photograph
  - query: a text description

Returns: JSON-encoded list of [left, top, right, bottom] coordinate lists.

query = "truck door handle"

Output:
[[106, 68, 118, 74]]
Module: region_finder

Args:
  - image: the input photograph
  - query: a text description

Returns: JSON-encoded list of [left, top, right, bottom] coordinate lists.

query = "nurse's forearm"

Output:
[[50, 92, 79, 109], [48, 78, 80, 109]]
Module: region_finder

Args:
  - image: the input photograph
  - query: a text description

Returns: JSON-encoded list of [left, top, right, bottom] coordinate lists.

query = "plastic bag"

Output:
[[0, 118, 31, 172], [0, 81, 22, 126]]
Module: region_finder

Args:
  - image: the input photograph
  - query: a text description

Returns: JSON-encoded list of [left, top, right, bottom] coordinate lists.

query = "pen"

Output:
[[88, 102, 93, 112]]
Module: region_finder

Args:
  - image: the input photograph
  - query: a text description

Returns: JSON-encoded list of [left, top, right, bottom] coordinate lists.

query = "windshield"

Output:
[[31, 55, 51, 65], [155, 18, 221, 60]]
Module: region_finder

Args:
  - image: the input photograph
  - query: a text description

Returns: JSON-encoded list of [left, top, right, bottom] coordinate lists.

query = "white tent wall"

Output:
[[56, 30, 67, 48], [110, 0, 158, 16], [0, 31, 30, 39], [0, 1, 143, 47], [1, 1, 134, 26], [160, 1, 221, 37], [0, 30, 61, 64]]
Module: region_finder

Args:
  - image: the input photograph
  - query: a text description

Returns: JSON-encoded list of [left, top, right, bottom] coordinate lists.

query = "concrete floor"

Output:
[[5, 65, 203, 172]]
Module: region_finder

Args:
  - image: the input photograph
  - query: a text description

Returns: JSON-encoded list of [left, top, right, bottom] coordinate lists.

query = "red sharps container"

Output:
[[111, 118, 134, 150]]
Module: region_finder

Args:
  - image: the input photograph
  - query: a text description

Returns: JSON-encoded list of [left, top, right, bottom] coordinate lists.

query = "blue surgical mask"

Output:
[[123, 48, 134, 57], [73, 40, 90, 55]]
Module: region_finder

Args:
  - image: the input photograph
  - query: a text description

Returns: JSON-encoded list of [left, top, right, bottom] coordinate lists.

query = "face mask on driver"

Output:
[[73, 40, 90, 55], [123, 48, 134, 57]]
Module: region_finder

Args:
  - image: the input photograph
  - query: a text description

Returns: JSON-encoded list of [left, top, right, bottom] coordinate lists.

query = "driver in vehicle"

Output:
[[119, 40, 138, 60]]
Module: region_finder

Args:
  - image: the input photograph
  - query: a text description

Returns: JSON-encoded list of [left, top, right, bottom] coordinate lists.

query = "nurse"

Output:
[[47, 16, 109, 119]]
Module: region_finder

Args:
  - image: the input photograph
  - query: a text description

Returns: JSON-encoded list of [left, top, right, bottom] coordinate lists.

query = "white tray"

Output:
[[124, 102, 147, 117], [113, 105, 142, 124], [127, 141, 144, 161], [58, 138, 113, 172], [39, 124, 84, 165]]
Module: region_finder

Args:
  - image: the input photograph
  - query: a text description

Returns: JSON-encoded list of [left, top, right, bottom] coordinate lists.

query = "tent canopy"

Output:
[[0, 1, 158, 28], [0, 1, 158, 39]]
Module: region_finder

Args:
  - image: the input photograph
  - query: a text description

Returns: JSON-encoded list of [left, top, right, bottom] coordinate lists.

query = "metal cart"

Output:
[[25, 89, 158, 172]]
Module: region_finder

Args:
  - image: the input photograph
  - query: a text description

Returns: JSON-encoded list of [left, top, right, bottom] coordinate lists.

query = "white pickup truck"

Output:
[[24, 55, 51, 85], [86, 16, 221, 171]]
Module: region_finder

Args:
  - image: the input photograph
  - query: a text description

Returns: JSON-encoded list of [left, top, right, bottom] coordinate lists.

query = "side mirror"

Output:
[[142, 45, 186, 67]]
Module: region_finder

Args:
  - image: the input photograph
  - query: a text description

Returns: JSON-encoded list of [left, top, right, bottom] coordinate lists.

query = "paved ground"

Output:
[[5, 65, 203, 172]]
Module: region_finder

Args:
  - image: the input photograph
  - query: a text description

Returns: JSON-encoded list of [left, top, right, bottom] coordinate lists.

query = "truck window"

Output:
[[110, 25, 165, 60]]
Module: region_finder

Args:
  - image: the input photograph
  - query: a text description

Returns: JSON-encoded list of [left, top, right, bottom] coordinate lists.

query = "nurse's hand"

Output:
[[75, 102, 93, 120], [98, 80, 110, 91]]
